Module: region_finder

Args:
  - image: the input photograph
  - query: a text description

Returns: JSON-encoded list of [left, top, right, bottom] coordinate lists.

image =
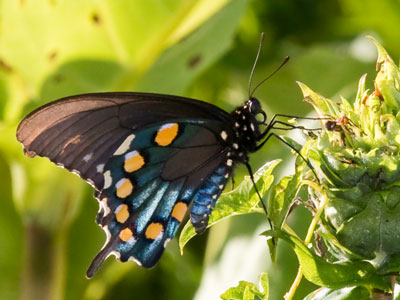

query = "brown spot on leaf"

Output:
[[52, 74, 64, 83], [0, 59, 13, 73], [48, 51, 58, 62], [187, 55, 202, 68], [91, 12, 102, 25]]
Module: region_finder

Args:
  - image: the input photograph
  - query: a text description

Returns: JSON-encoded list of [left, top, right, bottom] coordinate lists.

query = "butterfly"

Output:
[[17, 92, 276, 278]]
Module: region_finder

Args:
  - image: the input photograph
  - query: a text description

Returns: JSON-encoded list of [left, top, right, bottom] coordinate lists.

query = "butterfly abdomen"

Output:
[[190, 164, 231, 233]]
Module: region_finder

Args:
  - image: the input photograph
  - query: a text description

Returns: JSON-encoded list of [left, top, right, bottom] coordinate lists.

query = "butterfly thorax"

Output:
[[230, 97, 266, 156]]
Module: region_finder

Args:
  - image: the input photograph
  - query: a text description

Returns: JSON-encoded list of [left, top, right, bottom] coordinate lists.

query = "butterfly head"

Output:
[[232, 97, 267, 151]]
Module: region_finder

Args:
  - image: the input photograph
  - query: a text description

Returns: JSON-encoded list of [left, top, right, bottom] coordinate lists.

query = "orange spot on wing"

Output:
[[124, 151, 145, 172], [145, 222, 164, 240], [115, 204, 129, 223], [155, 123, 179, 146], [119, 227, 133, 242], [116, 178, 133, 198], [171, 202, 187, 222]]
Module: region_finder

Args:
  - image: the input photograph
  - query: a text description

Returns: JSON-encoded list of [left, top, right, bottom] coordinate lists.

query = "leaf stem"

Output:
[[284, 181, 328, 300]]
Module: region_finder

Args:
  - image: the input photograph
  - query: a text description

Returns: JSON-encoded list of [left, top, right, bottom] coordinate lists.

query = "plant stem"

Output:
[[284, 182, 328, 300]]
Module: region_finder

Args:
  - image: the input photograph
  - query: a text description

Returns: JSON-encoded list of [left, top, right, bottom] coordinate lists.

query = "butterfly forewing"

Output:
[[17, 93, 233, 190]]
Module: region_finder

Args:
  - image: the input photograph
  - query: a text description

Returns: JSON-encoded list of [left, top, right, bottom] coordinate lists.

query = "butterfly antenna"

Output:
[[248, 32, 265, 99], [250, 56, 290, 98]]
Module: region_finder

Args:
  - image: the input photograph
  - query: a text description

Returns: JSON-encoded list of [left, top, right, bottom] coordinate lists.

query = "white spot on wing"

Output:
[[125, 150, 139, 159], [83, 153, 93, 162], [127, 237, 136, 245], [227, 159, 233, 166], [108, 250, 121, 260], [220, 131, 228, 141], [100, 198, 111, 218], [114, 134, 135, 155], [103, 170, 112, 189], [250, 123, 255, 131], [233, 143, 239, 149], [72, 169, 81, 176], [128, 256, 142, 266], [96, 164, 105, 173], [86, 178, 95, 188], [100, 225, 112, 250], [164, 238, 171, 248], [160, 123, 176, 130], [116, 178, 126, 189], [115, 204, 123, 214]]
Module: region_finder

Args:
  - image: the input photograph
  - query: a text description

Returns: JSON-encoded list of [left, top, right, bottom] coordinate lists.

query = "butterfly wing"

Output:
[[16, 92, 235, 276], [17, 92, 233, 190], [88, 120, 233, 277]]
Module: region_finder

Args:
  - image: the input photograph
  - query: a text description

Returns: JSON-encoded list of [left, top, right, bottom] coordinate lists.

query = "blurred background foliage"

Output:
[[0, 0, 398, 299]]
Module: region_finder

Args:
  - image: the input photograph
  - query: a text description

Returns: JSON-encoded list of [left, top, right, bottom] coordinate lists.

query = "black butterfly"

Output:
[[16, 91, 280, 276]]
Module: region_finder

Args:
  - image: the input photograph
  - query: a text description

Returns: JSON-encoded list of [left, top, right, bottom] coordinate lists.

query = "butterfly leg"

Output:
[[259, 114, 326, 140], [270, 120, 321, 131], [256, 133, 318, 179]]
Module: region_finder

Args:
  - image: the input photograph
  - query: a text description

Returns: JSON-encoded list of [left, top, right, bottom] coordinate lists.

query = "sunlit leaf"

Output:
[[264, 229, 391, 291], [304, 286, 371, 300], [220, 273, 269, 300]]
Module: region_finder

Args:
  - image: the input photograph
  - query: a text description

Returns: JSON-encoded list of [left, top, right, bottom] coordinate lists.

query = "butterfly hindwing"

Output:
[[86, 120, 232, 277]]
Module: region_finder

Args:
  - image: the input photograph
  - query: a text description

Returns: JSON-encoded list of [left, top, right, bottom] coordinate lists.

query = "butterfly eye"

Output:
[[249, 97, 262, 114], [255, 111, 267, 124]]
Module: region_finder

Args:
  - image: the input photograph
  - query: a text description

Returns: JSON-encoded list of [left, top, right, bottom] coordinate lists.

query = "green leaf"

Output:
[[264, 229, 391, 291], [136, 0, 248, 94], [179, 160, 281, 252], [304, 286, 372, 300], [368, 36, 400, 113], [267, 173, 303, 261], [296, 82, 341, 118], [220, 273, 269, 300], [269, 173, 302, 230]]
